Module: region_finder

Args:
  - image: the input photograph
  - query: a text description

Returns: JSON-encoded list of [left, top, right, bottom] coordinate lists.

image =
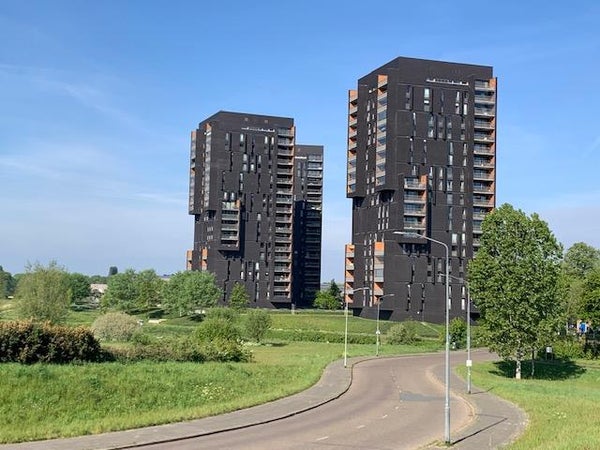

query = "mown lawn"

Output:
[[462, 359, 600, 450]]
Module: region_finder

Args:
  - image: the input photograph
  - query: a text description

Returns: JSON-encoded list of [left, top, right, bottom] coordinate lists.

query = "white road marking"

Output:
[[316, 436, 329, 441], [357, 424, 366, 429], [381, 414, 388, 419]]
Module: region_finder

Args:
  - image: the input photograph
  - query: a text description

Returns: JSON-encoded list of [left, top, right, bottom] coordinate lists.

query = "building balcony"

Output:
[[474, 146, 494, 156], [473, 159, 494, 168], [473, 172, 494, 181], [403, 221, 426, 230], [278, 149, 294, 157], [277, 128, 294, 137], [404, 195, 426, 204], [474, 107, 495, 117], [474, 120, 494, 130], [474, 134, 494, 143], [404, 207, 426, 216], [349, 104, 358, 116], [404, 180, 426, 190], [473, 197, 494, 207], [474, 95, 495, 105]]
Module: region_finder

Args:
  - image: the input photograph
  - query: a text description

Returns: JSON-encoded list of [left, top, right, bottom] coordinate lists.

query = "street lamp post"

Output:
[[394, 231, 451, 444], [446, 274, 472, 395], [346, 287, 370, 368], [376, 294, 395, 356]]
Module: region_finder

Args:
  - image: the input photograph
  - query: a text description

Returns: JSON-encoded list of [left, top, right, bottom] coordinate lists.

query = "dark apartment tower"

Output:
[[292, 145, 324, 307], [187, 111, 323, 309], [344, 57, 497, 324]]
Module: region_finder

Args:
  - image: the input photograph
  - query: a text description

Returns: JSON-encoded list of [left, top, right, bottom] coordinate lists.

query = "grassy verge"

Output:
[[461, 359, 600, 449], [0, 340, 437, 443]]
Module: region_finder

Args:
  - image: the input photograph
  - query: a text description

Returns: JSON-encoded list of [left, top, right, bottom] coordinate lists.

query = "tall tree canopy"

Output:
[[16, 261, 72, 324], [68, 273, 91, 302], [161, 271, 221, 316], [102, 269, 162, 312], [468, 204, 563, 379], [563, 242, 600, 279]]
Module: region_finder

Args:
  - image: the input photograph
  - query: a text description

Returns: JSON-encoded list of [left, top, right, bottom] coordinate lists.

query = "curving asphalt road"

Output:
[[2, 350, 526, 450]]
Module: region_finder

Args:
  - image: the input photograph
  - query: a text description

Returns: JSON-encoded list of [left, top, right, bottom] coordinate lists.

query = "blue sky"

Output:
[[1, 0, 599, 280]]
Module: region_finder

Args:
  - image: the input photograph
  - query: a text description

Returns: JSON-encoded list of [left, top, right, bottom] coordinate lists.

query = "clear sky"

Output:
[[1, 0, 599, 280]]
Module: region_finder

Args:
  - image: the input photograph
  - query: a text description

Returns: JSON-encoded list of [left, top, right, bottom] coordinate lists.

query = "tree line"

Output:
[[1, 263, 252, 324]]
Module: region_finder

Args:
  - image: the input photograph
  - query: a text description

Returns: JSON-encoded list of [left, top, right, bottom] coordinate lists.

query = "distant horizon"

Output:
[[1, 1, 599, 281]]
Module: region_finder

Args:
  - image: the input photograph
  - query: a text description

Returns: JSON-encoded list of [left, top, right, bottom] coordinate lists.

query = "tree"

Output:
[[135, 269, 163, 310], [328, 279, 342, 301], [102, 269, 138, 312], [229, 282, 250, 310], [468, 204, 563, 379], [580, 267, 600, 325], [108, 266, 119, 277], [563, 242, 600, 279], [68, 273, 91, 303], [161, 271, 221, 316], [244, 309, 272, 343], [313, 290, 340, 310], [559, 243, 600, 324], [16, 261, 72, 324], [0, 266, 16, 298]]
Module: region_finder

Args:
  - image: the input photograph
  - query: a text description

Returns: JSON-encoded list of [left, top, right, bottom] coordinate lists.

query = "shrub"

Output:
[[244, 309, 272, 343], [449, 317, 467, 349], [0, 320, 103, 364], [91, 312, 140, 342], [110, 336, 205, 363], [313, 291, 341, 310], [265, 329, 375, 344], [205, 307, 239, 322], [195, 317, 241, 342], [386, 320, 419, 345], [547, 338, 585, 360], [201, 338, 251, 362]]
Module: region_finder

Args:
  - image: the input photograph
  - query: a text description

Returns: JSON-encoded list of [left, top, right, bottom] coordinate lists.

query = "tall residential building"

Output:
[[187, 111, 322, 309], [344, 57, 497, 324]]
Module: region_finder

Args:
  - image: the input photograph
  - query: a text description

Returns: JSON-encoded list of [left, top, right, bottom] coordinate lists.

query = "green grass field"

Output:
[[2, 304, 598, 448], [462, 359, 600, 450]]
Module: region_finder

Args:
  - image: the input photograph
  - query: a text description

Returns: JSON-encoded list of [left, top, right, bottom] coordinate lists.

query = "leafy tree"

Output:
[[102, 269, 138, 312], [0, 266, 16, 298], [328, 279, 342, 301], [161, 270, 221, 317], [68, 273, 91, 302], [563, 242, 600, 279], [108, 266, 119, 277], [229, 282, 250, 310], [580, 267, 600, 325], [16, 261, 72, 324], [244, 309, 272, 343], [559, 243, 600, 324], [135, 269, 163, 310], [313, 290, 340, 310], [468, 204, 563, 379]]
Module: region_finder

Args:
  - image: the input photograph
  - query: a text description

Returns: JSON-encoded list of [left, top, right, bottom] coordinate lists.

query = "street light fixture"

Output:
[[376, 294, 395, 356], [394, 231, 451, 444], [345, 287, 370, 368]]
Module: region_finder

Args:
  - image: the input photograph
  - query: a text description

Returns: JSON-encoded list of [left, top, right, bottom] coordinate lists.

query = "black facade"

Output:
[[345, 57, 497, 323], [292, 145, 323, 307], [187, 111, 322, 308]]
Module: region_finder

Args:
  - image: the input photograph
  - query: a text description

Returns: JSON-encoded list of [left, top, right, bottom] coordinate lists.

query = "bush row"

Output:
[[108, 335, 251, 363], [266, 329, 376, 344], [0, 321, 104, 364]]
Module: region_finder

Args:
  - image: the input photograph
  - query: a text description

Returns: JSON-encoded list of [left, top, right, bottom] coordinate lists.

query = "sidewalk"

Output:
[[1, 353, 526, 450]]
